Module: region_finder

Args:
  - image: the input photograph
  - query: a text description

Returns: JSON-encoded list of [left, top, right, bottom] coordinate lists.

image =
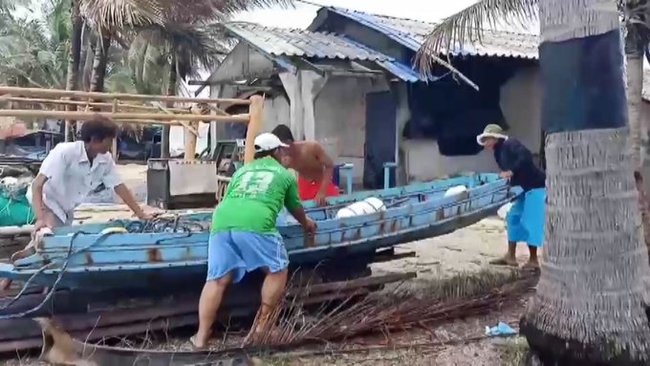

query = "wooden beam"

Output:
[[244, 95, 265, 164], [1, 97, 190, 113], [0, 110, 250, 123], [0, 86, 251, 105]]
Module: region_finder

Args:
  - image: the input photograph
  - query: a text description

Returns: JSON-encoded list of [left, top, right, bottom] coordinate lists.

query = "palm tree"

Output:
[[416, 0, 650, 363], [621, 0, 650, 250], [124, 0, 287, 157], [79, 0, 164, 92], [78, 0, 289, 156], [0, 8, 70, 89], [126, 7, 231, 157]]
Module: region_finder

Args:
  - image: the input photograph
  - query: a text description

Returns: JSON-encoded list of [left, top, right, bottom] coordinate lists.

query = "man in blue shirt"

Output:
[[477, 124, 546, 270]]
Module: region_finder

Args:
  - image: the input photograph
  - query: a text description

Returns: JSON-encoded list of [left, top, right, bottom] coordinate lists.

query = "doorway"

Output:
[[363, 91, 397, 189]]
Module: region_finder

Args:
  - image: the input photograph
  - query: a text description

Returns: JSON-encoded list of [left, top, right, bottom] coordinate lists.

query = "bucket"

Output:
[[332, 164, 343, 187], [335, 197, 386, 219]]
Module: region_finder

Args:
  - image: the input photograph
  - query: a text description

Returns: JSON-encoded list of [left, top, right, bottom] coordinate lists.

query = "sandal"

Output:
[[521, 261, 540, 271], [489, 257, 518, 267]]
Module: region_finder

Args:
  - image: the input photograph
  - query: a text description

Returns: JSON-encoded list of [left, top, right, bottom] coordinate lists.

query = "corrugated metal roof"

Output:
[[223, 22, 426, 82], [326, 7, 539, 60], [224, 22, 391, 61]]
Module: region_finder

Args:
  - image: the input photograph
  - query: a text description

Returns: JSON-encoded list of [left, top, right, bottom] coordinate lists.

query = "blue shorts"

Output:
[[506, 188, 546, 247], [207, 231, 289, 283]]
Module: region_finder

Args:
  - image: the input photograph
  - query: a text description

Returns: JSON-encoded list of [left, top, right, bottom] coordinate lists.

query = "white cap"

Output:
[[254, 132, 289, 153]]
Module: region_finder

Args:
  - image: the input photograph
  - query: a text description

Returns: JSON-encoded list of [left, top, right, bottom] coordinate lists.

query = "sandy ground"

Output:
[[1, 164, 533, 365]]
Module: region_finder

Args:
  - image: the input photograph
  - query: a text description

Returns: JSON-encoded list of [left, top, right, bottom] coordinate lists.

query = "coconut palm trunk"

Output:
[[160, 53, 177, 159], [625, 0, 650, 255], [518, 0, 650, 363], [89, 32, 111, 93], [626, 50, 650, 253], [64, 0, 82, 141]]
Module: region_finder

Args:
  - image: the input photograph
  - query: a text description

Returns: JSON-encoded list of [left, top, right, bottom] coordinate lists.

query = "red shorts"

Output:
[[297, 176, 340, 201]]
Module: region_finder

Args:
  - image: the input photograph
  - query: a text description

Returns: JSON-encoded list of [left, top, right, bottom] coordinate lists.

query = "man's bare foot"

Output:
[[489, 256, 518, 267], [190, 334, 207, 350], [0, 279, 10, 292]]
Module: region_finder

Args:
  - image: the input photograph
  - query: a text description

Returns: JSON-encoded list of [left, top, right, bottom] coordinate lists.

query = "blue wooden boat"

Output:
[[0, 173, 519, 291]]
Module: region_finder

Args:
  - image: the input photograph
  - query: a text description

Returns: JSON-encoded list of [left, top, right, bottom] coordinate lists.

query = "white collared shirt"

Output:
[[27, 141, 122, 223]]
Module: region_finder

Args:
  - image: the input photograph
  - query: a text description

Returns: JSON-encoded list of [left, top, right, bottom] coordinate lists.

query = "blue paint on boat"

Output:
[[0, 173, 520, 290]]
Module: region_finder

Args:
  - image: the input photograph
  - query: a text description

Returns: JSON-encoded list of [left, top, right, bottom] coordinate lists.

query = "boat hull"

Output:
[[0, 173, 520, 290]]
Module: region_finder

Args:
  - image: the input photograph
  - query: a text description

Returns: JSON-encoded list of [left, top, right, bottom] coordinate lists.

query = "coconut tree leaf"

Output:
[[415, 0, 538, 74], [80, 0, 164, 30]]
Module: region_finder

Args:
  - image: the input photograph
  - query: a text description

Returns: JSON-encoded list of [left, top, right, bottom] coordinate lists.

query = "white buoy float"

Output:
[[443, 185, 468, 198], [497, 202, 513, 220], [336, 197, 386, 219]]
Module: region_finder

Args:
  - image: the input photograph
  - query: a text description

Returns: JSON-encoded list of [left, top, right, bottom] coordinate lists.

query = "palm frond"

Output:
[[80, 0, 164, 30], [161, 0, 294, 23], [415, 0, 538, 74]]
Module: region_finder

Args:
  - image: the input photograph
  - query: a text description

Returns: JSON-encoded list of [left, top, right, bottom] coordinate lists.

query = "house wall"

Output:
[[402, 67, 543, 181], [210, 74, 391, 184], [313, 76, 391, 183]]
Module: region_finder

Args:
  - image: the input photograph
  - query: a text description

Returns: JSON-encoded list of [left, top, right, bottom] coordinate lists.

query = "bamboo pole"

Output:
[[183, 105, 203, 161], [244, 95, 265, 164], [112, 99, 118, 160], [184, 121, 198, 161], [153, 102, 199, 135], [0, 96, 190, 113], [204, 103, 229, 116], [0, 110, 250, 123], [0, 86, 251, 105]]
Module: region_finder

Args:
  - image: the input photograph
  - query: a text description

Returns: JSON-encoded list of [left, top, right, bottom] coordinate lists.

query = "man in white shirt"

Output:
[[1, 116, 153, 291], [29, 116, 152, 231]]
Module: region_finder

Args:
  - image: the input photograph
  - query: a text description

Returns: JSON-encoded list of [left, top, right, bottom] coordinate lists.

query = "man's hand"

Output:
[[33, 219, 50, 234], [304, 218, 317, 236], [314, 192, 328, 207], [499, 170, 513, 180], [136, 211, 156, 221]]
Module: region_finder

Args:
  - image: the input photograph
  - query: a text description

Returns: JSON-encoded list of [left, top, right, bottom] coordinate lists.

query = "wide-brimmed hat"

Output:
[[476, 124, 508, 146]]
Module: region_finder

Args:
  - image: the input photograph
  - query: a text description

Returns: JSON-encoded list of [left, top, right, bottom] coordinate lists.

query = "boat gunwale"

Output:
[[31, 179, 514, 250], [1, 193, 514, 276]]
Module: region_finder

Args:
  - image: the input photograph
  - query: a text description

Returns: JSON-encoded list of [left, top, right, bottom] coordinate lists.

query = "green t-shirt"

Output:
[[211, 157, 302, 234]]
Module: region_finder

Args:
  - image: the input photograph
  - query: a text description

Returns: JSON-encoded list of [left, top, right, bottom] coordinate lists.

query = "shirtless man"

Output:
[[271, 124, 339, 206]]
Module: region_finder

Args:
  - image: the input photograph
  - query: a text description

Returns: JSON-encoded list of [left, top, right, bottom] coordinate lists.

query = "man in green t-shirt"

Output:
[[191, 132, 316, 349]]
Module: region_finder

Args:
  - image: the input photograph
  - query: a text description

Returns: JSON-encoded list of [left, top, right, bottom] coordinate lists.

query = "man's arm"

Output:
[[103, 160, 150, 220], [114, 184, 149, 219], [31, 174, 49, 224], [284, 176, 315, 233], [313, 143, 334, 205]]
